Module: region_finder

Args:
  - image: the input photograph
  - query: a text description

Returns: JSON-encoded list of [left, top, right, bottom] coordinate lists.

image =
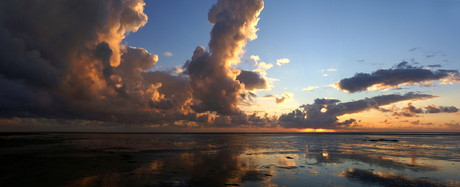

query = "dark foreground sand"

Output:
[[1, 133, 459, 187]]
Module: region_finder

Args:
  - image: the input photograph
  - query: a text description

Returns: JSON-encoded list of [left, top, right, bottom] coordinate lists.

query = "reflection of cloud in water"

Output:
[[303, 149, 440, 172], [129, 148, 274, 186], [341, 168, 447, 187], [3, 133, 460, 186], [277, 156, 297, 166]]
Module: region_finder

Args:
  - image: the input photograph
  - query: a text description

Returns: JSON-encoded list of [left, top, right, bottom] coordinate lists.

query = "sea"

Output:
[[1, 132, 459, 187]]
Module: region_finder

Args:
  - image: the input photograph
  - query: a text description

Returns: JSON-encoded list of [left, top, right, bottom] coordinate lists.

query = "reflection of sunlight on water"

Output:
[[147, 161, 162, 173], [448, 180, 460, 186], [68, 176, 100, 186], [307, 167, 318, 176], [322, 149, 329, 159], [6, 133, 459, 187]]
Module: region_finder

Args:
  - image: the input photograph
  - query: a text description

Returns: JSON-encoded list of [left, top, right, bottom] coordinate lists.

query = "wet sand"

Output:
[[1, 133, 460, 187]]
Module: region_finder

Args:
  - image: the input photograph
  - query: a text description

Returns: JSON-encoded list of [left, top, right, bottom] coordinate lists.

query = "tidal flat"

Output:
[[1, 133, 460, 187]]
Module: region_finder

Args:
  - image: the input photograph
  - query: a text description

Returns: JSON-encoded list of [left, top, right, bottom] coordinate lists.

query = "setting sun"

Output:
[[299, 128, 337, 133]]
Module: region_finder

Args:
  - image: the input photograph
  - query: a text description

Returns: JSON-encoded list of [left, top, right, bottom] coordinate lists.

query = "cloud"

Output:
[[236, 70, 269, 91], [250, 55, 260, 65], [380, 103, 459, 116], [183, 0, 264, 115], [423, 51, 444, 58], [302, 86, 319, 91], [257, 62, 273, 70], [409, 47, 421, 52], [163, 51, 173, 56], [278, 92, 437, 129], [427, 64, 441, 68], [276, 58, 290, 66], [0, 0, 196, 125], [276, 93, 293, 105], [323, 74, 328, 77], [409, 120, 433, 126], [442, 122, 460, 128], [141, 71, 190, 107], [425, 105, 458, 113], [327, 68, 337, 72], [333, 62, 459, 93], [262, 94, 276, 98], [172, 65, 184, 73], [391, 103, 423, 117]]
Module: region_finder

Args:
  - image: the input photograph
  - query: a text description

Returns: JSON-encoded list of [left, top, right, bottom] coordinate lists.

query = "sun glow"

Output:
[[299, 128, 336, 132]]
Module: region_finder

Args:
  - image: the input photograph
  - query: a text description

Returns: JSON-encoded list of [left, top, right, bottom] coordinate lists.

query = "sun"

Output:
[[299, 128, 336, 132], [320, 108, 327, 113]]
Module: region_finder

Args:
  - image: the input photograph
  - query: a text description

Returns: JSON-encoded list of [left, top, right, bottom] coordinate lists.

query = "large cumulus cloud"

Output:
[[0, 0, 277, 131], [333, 61, 460, 93], [183, 0, 264, 115], [0, 0, 185, 124]]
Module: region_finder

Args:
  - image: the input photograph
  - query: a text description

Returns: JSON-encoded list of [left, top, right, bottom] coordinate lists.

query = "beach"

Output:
[[1, 133, 459, 187]]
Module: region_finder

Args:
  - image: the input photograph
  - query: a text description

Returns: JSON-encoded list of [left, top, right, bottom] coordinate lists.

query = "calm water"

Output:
[[1, 133, 460, 186]]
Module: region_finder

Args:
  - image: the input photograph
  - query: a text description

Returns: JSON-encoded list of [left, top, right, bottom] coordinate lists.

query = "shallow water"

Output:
[[1, 133, 460, 186]]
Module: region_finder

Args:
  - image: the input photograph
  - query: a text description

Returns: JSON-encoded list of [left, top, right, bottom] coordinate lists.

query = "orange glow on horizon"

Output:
[[298, 128, 337, 133]]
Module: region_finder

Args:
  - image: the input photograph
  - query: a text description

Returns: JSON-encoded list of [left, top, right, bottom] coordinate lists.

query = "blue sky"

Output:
[[125, 0, 460, 109]]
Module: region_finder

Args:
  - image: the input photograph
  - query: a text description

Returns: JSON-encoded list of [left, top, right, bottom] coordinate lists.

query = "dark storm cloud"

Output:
[[236, 70, 268, 91], [278, 92, 437, 129], [183, 0, 264, 115], [0, 0, 195, 125], [0, 77, 184, 124], [334, 61, 459, 93], [0, 0, 279, 130]]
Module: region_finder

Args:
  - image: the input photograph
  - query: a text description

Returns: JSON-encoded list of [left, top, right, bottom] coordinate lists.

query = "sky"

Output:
[[0, 0, 459, 132]]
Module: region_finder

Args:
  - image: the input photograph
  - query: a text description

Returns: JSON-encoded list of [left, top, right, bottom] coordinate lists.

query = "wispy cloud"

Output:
[[302, 86, 319, 91]]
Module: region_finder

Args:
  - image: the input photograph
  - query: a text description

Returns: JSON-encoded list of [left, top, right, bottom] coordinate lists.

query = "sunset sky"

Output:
[[0, 0, 459, 132]]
